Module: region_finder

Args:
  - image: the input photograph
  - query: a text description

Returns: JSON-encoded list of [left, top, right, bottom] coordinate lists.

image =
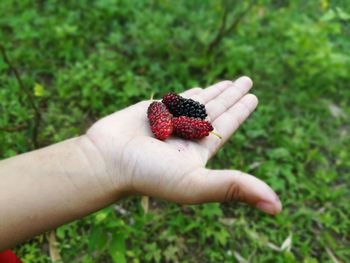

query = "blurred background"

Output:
[[1, 0, 349, 262]]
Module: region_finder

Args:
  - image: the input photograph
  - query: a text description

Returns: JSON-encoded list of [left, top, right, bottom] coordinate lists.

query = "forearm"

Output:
[[0, 136, 120, 250]]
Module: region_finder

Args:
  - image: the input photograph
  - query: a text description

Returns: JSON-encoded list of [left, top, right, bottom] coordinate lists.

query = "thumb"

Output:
[[189, 168, 282, 215]]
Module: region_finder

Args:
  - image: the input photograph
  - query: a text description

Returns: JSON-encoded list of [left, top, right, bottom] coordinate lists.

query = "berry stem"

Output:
[[210, 131, 222, 139]]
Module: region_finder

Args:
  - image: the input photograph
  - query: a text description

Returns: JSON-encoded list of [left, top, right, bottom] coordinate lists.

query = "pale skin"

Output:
[[0, 76, 282, 251]]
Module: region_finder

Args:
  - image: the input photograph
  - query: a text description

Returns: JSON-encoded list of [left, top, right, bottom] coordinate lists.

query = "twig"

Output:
[[141, 196, 149, 214], [207, 0, 256, 54], [0, 124, 28, 132], [0, 44, 41, 148], [48, 230, 62, 263], [207, 0, 230, 54], [325, 246, 342, 263]]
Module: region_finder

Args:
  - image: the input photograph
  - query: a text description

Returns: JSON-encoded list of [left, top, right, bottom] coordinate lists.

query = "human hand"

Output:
[[85, 77, 282, 215]]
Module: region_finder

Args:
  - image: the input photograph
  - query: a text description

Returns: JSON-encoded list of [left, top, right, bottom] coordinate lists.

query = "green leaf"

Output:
[[320, 9, 336, 21], [336, 7, 350, 21], [164, 245, 179, 262], [200, 203, 223, 218], [108, 233, 126, 263], [267, 148, 291, 161], [34, 83, 44, 97], [88, 227, 108, 254], [215, 229, 229, 246]]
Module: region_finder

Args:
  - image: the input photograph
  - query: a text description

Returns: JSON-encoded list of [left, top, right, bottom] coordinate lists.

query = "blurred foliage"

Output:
[[1, 0, 350, 262]]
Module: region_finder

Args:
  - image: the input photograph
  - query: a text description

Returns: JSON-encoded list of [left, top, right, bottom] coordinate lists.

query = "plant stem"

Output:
[[207, 0, 256, 54], [210, 131, 223, 139], [0, 44, 41, 148], [0, 124, 28, 132]]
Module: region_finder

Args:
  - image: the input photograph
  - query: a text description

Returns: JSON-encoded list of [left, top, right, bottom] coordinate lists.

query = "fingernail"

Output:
[[256, 201, 281, 215]]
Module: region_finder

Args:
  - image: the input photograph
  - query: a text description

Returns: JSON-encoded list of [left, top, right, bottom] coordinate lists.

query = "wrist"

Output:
[[0, 135, 124, 248], [75, 135, 126, 200]]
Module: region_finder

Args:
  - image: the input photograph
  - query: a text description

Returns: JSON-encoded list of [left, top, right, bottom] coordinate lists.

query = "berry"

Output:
[[162, 92, 183, 116], [147, 101, 169, 124], [173, 116, 214, 139], [162, 92, 207, 120], [147, 102, 173, 140]]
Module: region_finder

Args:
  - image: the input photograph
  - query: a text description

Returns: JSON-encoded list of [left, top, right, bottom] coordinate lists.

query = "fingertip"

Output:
[[235, 76, 253, 88], [256, 194, 282, 215], [244, 93, 259, 108], [275, 198, 283, 214], [247, 93, 258, 103]]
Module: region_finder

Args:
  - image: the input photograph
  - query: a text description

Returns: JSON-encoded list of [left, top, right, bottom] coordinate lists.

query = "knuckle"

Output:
[[225, 182, 243, 202], [222, 80, 234, 87], [139, 100, 151, 107], [216, 97, 231, 111], [237, 101, 252, 121], [229, 112, 242, 128], [190, 95, 204, 104], [192, 87, 203, 92]]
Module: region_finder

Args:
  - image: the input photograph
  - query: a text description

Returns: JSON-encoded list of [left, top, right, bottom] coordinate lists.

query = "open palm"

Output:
[[86, 77, 281, 215]]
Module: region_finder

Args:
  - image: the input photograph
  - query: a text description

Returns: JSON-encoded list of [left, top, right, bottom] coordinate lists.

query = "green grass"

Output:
[[1, 0, 349, 262]]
